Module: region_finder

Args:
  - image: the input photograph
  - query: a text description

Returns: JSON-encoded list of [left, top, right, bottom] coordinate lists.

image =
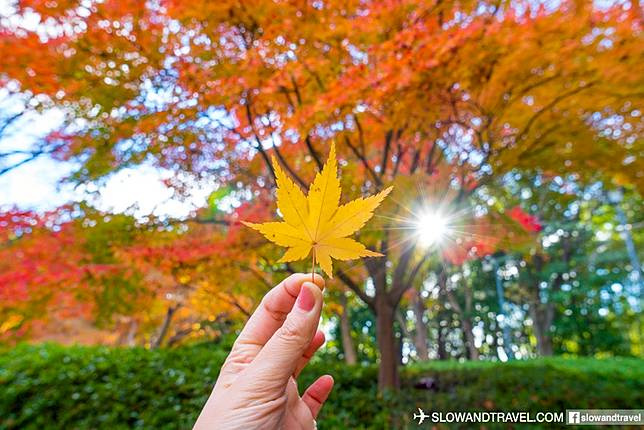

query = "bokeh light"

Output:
[[415, 210, 451, 248]]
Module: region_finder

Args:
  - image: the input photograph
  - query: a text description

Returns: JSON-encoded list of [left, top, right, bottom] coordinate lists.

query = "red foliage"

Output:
[[508, 206, 543, 233]]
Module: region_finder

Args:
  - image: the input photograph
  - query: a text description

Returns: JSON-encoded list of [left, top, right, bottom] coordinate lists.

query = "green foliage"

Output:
[[327, 298, 379, 364], [0, 344, 225, 430], [1, 344, 642, 429]]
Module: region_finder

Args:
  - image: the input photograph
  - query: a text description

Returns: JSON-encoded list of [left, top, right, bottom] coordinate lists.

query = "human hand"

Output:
[[194, 273, 333, 430]]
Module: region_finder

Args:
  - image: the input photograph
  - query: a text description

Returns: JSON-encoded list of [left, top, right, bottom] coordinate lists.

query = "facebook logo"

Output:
[[566, 409, 643, 426], [568, 411, 580, 424]]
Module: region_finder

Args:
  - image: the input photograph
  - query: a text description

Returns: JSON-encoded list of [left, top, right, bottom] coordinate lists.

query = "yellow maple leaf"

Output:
[[243, 142, 392, 278]]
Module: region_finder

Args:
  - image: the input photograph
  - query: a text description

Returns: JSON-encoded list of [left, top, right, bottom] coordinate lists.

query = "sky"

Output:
[[0, 0, 207, 219], [0, 101, 209, 219]]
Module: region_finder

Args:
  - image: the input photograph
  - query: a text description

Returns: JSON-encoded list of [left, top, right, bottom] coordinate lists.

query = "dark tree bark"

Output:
[[437, 323, 448, 360], [375, 292, 400, 389], [462, 280, 480, 361], [525, 251, 567, 357], [413, 289, 429, 361], [460, 318, 480, 360], [396, 329, 404, 366], [152, 304, 180, 349], [340, 260, 404, 390], [530, 301, 555, 356], [440, 269, 479, 360], [339, 292, 358, 365]]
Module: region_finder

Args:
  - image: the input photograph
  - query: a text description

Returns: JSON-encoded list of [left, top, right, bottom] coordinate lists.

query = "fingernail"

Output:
[[296, 283, 316, 312]]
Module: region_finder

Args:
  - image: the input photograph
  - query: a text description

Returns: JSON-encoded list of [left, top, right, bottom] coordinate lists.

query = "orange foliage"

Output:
[[0, 1, 641, 347]]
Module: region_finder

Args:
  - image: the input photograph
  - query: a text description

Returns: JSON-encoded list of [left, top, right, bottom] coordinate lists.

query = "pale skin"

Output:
[[194, 273, 334, 430]]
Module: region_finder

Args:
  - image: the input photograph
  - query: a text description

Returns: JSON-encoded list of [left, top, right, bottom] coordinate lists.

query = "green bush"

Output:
[[1, 344, 642, 429]]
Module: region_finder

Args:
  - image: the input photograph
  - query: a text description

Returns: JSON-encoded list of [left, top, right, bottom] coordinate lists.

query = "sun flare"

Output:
[[416, 211, 450, 248]]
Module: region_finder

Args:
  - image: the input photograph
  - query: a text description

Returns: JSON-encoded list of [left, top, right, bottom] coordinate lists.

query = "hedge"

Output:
[[1, 344, 642, 429]]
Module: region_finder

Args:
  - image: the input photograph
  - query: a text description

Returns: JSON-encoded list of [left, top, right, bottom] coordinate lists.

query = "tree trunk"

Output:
[[437, 323, 448, 360], [396, 330, 404, 366], [461, 318, 480, 360], [413, 289, 429, 361], [462, 273, 479, 360], [375, 293, 399, 390], [441, 272, 479, 361], [339, 292, 358, 365], [526, 249, 568, 357], [152, 304, 179, 349], [527, 254, 554, 356], [116, 318, 138, 346], [396, 311, 409, 365], [124, 319, 138, 346], [365, 237, 423, 390], [530, 302, 554, 356]]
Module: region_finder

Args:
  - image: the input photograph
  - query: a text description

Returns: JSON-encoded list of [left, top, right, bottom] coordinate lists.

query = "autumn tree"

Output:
[[120, 207, 280, 348], [1, 0, 641, 389], [0, 201, 280, 346], [0, 206, 142, 342]]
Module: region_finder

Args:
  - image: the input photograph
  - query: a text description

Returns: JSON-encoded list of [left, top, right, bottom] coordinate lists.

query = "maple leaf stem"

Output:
[[311, 249, 316, 283]]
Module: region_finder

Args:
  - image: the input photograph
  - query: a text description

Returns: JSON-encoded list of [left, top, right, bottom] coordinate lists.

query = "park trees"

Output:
[[498, 174, 642, 357], [0, 202, 280, 346], [1, 0, 642, 389], [0, 206, 142, 342]]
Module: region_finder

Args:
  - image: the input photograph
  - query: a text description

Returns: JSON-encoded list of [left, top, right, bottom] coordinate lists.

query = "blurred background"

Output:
[[0, 0, 642, 428]]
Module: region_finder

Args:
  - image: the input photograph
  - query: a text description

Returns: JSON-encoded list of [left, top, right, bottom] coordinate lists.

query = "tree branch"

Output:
[[0, 151, 43, 176], [425, 139, 440, 174], [353, 114, 367, 155], [265, 111, 308, 188], [389, 243, 417, 303], [152, 303, 181, 348], [336, 268, 375, 310], [287, 73, 324, 169], [409, 148, 421, 174], [343, 135, 381, 187], [218, 292, 252, 317], [244, 101, 276, 186], [380, 129, 393, 178], [391, 142, 406, 178], [514, 82, 596, 144], [0, 110, 26, 137], [406, 254, 429, 289]]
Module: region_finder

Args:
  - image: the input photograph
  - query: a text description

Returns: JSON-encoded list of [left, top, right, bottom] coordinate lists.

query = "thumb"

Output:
[[243, 281, 323, 388]]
